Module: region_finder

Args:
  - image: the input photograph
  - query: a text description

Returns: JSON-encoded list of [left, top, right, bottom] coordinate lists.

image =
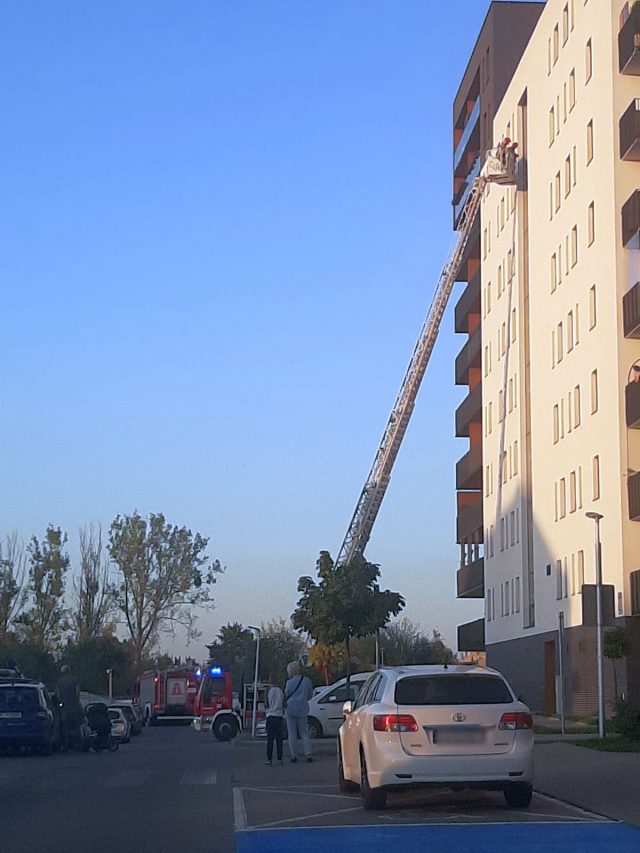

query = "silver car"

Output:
[[338, 664, 534, 810]]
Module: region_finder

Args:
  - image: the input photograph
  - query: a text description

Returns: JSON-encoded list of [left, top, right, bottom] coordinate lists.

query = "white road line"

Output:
[[533, 790, 611, 822], [251, 806, 363, 830], [238, 819, 615, 834], [233, 787, 247, 832], [179, 768, 218, 786]]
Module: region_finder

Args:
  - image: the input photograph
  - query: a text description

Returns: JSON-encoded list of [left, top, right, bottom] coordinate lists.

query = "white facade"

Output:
[[480, 0, 640, 651]]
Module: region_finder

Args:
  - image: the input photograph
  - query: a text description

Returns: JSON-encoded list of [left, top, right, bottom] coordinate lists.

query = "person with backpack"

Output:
[[284, 660, 313, 763], [264, 673, 285, 766]]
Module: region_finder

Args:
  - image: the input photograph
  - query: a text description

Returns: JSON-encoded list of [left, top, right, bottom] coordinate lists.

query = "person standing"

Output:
[[265, 674, 285, 766], [56, 664, 82, 750], [284, 660, 313, 763]]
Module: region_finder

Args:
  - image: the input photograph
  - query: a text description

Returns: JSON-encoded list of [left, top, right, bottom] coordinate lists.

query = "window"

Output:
[[588, 202, 595, 245], [488, 401, 493, 433], [513, 441, 519, 475], [563, 82, 567, 122], [570, 471, 577, 513], [575, 303, 580, 343], [585, 39, 592, 82], [508, 377, 514, 412], [553, 25, 559, 64], [578, 465, 583, 509], [591, 369, 598, 413], [567, 391, 573, 432], [562, 5, 569, 43], [551, 329, 556, 368], [511, 308, 517, 342], [395, 675, 512, 706], [569, 70, 576, 110], [572, 146, 577, 186], [564, 156, 571, 196], [586, 120, 593, 164], [574, 385, 581, 426], [515, 577, 521, 613], [589, 285, 597, 328], [553, 404, 560, 443], [551, 253, 558, 292], [556, 559, 563, 599], [559, 478, 567, 518], [577, 550, 585, 591], [592, 455, 600, 500], [560, 398, 565, 437], [500, 516, 505, 551], [555, 172, 561, 211], [499, 389, 504, 422], [549, 107, 555, 145], [567, 310, 574, 351], [487, 281, 492, 313], [557, 322, 564, 362], [571, 226, 578, 266]]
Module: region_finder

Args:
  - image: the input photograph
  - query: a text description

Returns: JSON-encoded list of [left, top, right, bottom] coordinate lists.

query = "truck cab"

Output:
[[193, 667, 240, 741]]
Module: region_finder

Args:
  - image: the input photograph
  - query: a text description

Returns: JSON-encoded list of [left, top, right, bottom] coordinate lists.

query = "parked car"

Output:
[[0, 675, 61, 755], [108, 707, 131, 743], [307, 673, 371, 738], [110, 703, 143, 735], [338, 665, 534, 811]]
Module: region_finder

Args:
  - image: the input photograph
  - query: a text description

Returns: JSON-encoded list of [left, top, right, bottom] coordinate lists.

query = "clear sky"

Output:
[[1, 1, 531, 654]]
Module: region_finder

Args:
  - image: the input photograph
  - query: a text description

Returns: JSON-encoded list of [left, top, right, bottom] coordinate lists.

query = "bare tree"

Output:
[[72, 524, 113, 641], [18, 525, 70, 650], [0, 532, 27, 640]]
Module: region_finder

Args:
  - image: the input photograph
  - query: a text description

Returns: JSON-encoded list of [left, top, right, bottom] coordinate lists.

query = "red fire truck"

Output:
[[138, 665, 199, 725], [192, 666, 241, 741]]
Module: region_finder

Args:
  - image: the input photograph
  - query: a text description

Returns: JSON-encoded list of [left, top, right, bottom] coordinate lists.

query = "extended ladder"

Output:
[[335, 147, 517, 567]]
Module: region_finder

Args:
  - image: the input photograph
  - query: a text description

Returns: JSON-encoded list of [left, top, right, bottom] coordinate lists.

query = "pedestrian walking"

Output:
[[284, 660, 314, 763], [265, 674, 285, 766]]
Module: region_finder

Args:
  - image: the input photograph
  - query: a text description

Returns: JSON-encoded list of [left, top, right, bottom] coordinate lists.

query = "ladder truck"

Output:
[[335, 143, 518, 567]]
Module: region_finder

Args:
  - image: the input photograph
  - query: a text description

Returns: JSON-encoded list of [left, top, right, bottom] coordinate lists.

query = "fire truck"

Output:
[[192, 666, 241, 741], [138, 665, 199, 725]]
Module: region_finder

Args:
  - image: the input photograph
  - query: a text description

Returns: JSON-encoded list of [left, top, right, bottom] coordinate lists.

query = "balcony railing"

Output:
[[619, 2, 640, 74], [622, 190, 640, 248], [456, 494, 483, 543], [455, 326, 482, 385], [457, 556, 484, 599], [457, 618, 485, 652], [454, 269, 481, 333], [453, 98, 480, 172], [620, 99, 640, 160], [623, 281, 640, 337], [456, 442, 483, 491], [455, 382, 482, 438], [453, 157, 481, 229], [626, 381, 640, 428], [629, 470, 640, 521]]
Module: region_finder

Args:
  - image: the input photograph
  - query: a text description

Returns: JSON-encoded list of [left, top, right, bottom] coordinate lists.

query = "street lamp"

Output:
[[106, 668, 113, 701], [248, 626, 261, 738], [585, 511, 605, 739]]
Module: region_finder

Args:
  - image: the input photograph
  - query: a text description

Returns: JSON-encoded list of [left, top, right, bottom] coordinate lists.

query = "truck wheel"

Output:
[[213, 715, 239, 741]]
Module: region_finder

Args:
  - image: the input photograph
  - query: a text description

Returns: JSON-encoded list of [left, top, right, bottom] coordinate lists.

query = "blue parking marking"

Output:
[[236, 822, 640, 853]]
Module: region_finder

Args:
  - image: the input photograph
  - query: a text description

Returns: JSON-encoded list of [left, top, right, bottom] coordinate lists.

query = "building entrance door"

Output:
[[544, 640, 557, 715]]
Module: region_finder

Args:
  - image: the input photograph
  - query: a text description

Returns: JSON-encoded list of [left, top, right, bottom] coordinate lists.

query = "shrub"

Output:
[[612, 699, 640, 740]]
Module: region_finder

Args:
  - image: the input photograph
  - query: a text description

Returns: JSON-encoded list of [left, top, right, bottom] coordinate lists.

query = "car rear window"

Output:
[[395, 675, 513, 706], [0, 686, 40, 712]]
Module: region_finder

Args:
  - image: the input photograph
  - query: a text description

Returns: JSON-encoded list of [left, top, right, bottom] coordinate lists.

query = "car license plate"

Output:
[[0, 712, 22, 719], [431, 727, 484, 745]]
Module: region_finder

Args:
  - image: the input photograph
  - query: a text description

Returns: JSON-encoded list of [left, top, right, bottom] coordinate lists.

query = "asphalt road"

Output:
[[3, 726, 640, 853]]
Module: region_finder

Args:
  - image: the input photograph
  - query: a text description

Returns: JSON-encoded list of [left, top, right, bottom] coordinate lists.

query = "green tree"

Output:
[[260, 618, 307, 684], [18, 526, 70, 650], [72, 524, 114, 641], [108, 512, 221, 668], [308, 642, 346, 685], [292, 551, 404, 687], [0, 532, 27, 641], [206, 622, 255, 691], [604, 627, 630, 700], [62, 635, 130, 696]]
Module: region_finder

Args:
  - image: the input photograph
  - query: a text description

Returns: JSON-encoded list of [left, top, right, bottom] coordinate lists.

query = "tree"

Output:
[[108, 512, 221, 668], [18, 525, 70, 650], [292, 551, 404, 686], [206, 622, 255, 691], [381, 620, 455, 666], [0, 532, 27, 641], [308, 642, 345, 685], [72, 524, 114, 641], [260, 619, 307, 684], [604, 627, 630, 700], [62, 635, 130, 696]]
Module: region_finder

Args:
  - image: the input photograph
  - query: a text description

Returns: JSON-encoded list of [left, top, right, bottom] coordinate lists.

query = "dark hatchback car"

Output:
[[0, 675, 61, 755]]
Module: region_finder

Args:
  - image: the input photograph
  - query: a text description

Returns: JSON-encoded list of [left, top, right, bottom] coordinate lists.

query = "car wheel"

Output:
[[338, 742, 358, 793], [213, 715, 239, 742], [360, 749, 386, 810], [504, 782, 533, 809], [307, 717, 323, 739]]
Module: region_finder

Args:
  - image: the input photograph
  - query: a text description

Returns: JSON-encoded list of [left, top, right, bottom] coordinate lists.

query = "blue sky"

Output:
[[1, 1, 523, 654]]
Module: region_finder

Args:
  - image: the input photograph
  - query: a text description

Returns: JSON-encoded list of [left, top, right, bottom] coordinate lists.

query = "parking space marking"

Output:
[[241, 785, 356, 801], [252, 806, 364, 830], [233, 786, 248, 832]]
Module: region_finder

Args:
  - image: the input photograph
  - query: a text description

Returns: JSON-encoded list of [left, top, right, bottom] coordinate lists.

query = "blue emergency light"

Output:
[[210, 666, 222, 676]]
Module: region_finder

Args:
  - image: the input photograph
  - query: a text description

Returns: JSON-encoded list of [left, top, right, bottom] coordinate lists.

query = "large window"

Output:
[[395, 675, 513, 706]]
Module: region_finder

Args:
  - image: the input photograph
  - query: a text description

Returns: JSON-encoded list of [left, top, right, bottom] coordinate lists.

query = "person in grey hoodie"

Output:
[[284, 660, 314, 763]]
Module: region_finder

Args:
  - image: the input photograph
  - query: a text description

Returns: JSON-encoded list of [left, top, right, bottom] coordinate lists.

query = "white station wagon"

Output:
[[338, 664, 534, 810]]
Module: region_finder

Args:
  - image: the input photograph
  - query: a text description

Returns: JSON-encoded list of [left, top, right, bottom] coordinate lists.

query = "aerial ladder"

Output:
[[335, 143, 518, 567]]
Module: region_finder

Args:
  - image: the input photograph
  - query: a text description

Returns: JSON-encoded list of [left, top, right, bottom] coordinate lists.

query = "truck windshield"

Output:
[[202, 677, 226, 702]]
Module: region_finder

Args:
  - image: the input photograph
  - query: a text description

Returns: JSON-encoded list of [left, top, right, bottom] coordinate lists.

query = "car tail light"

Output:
[[498, 712, 533, 731], [373, 714, 418, 733]]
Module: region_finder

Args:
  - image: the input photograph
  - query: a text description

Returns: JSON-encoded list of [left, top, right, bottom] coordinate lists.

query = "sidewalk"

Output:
[[534, 741, 640, 826]]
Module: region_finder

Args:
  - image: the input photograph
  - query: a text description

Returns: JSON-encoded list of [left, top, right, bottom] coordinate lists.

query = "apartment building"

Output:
[[456, 0, 640, 715]]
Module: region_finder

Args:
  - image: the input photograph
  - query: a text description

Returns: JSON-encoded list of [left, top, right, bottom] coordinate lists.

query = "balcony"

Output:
[[455, 382, 482, 438], [456, 493, 483, 543], [454, 98, 480, 174], [455, 327, 482, 385], [629, 470, 640, 521], [626, 381, 640, 428], [620, 100, 640, 160], [456, 442, 483, 491], [457, 618, 485, 652], [453, 157, 481, 229], [457, 556, 484, 599], [622, 190, 640, 248], [619, 2, 640, 74], [455, 269, 481, 333], [623, 281, 640, 337]]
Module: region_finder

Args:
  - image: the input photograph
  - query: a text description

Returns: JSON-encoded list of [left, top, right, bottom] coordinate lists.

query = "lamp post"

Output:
[[106, 668, 113, 701], [585, 511, 605, 739], [248, 626, 261, 738]]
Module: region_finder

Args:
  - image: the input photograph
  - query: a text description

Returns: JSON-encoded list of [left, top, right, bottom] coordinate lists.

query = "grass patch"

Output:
[[576, 738, 640, 753], [534, 725, 597, 735]]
